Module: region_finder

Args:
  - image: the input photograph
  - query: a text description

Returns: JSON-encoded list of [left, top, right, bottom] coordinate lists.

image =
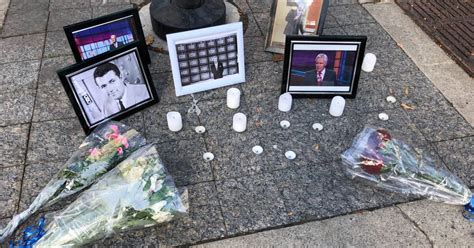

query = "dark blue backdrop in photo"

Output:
[[73, 19, 135, 60], [290, 50, 357, 86]]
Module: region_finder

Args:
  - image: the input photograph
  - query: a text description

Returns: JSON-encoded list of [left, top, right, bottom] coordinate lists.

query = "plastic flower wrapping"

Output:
[[0, 121, 146, 242], [341, 126, 472, 205], [27, 144, 186, 247]]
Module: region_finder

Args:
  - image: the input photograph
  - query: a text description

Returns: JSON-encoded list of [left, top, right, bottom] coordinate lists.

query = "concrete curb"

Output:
[[362, 2, 474, 126], [0, 0, 9, 30]]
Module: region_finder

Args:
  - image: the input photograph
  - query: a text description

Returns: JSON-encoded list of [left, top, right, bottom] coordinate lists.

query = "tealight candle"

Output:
[[278, 92, 292, 112], [167, 111, 182, 132], [232, 113, 247, 132], [227, 88, 241, 109], [362, 53, 377, 72], [329, 96, 345, 117]]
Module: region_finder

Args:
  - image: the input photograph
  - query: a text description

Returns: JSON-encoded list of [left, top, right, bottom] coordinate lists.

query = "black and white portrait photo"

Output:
[[58, 44, 158, 133]]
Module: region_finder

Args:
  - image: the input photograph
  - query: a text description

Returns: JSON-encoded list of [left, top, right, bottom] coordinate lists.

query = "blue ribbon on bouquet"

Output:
[[9, 217, 46, 248], [463, 195, 474, 222]]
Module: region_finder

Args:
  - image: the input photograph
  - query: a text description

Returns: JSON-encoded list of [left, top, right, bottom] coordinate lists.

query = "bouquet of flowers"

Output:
[[341, 126, 472, 205], [0, 122, 146, 242], [18, 144, 186, 247]]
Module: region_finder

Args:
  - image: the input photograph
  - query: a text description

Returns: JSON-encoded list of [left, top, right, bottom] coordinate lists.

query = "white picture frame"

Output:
[[167, 22, 245, 96]]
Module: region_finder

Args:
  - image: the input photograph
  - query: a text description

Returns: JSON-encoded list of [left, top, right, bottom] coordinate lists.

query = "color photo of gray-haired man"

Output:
[[303, 53, 336, 86]]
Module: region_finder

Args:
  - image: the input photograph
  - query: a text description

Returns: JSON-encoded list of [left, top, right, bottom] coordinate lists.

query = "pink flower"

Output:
[[89, 148, 101, 158], [106, 132, 119, 140], [117, 147, 123, 156], [110, 124, 119, 134], [121, 137, 129, 149]]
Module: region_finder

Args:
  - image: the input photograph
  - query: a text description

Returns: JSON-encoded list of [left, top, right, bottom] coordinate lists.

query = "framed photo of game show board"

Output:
[[167, 22, 246, 96]]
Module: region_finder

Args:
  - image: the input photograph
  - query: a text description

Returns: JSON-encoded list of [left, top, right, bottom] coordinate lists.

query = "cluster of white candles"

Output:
[[227, 88, 247, 132], [165, 87, 247, 133], [278, 92, 346, 118]]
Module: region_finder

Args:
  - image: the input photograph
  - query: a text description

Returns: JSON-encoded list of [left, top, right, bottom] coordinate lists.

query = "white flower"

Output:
[[122, 166, 144, 182], [150, 200, 167, 213], [151, 211, 172, 223]]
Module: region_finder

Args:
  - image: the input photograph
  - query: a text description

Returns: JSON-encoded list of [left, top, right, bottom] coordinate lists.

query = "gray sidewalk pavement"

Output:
[[195, 1, 474, 246], [194, 200, 473, 247], [0, 0, 473, 247]]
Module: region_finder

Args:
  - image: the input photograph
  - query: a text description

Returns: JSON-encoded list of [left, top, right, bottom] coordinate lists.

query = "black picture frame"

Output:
[[57, 42, 158, 134], [281, 35, 367, 98], [265, 0, 329, 54], [63, 6, 151, 64]]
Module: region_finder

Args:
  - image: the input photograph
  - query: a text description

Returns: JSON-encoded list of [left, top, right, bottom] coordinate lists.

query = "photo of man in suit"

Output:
[[93, 62, 149, 117], [304, 53, 337, 86], [109, 34, 124, 51]]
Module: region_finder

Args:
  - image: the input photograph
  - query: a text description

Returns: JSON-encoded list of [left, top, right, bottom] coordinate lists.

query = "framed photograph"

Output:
[[167, 22, 245, 96], [63, 6, 150, 64], [265, 0, 329, 54], [282, 35, 367, 98], [57, 42, 158, 134]]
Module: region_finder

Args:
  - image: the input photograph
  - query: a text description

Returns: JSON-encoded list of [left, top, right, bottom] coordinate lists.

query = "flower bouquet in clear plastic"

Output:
[[13, 144, 186, 247], [0, 121, 146, 242], [341, 126, 472, 206]]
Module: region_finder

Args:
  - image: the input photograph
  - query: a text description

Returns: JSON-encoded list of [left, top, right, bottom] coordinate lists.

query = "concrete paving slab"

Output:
[[0, 88, 35, 126], [8, 0, 48, 13], [0, 124, 29, 168], [143, 102, 201, 144], [92, 4, 133, 18], [0, 33, 45, 63], [90, 0, 130, 7], [0, 0, 8, 11], [49, 0, 90, 9], [398, 200, 474, 247], [19, 161, 64, 212], [0, 10, 5, 31], [216, 173, 289, 235], [244, 36, 273, 64], [0, 166, 23, 219], [146, 182, 226, 247], [244, 13, 264, 37], [434, 136, 474, 187], [44, 31, 72, 58], [193, 206, 430, 247], [153, 138, 213, 186], [32, 85, 76, 122], [26, 118, 85, 164], [1, 9, 48, 37], [0, 60, 40, 93], [252, 12, 269, 38], [47, 7, 92, 32], [329, 4, 376, 26], [38, 55, 75, 87]]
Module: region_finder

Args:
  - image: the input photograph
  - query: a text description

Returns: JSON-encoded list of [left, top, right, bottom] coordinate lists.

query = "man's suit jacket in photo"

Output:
[[303, 69, 337, 86], [109, 41, 124, 51], [102, 83, 149, 117]]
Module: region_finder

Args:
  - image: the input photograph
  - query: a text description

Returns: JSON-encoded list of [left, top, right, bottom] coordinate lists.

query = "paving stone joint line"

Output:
[[394, 205, 435, 247]]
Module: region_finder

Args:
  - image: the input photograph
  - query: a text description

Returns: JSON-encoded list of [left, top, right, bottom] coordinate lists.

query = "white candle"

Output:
[[362, 53, 376, 72], [329, 96, 345, 117], [167, 111, 182, 132], [227, 88, 241, 109], [232, 113, 247, 132], [278, 92, 292, 112]]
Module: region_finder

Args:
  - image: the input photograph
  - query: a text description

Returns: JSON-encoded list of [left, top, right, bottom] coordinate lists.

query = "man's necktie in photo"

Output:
[[119, 99, 125, 110], [317, 71, 322, 86]]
